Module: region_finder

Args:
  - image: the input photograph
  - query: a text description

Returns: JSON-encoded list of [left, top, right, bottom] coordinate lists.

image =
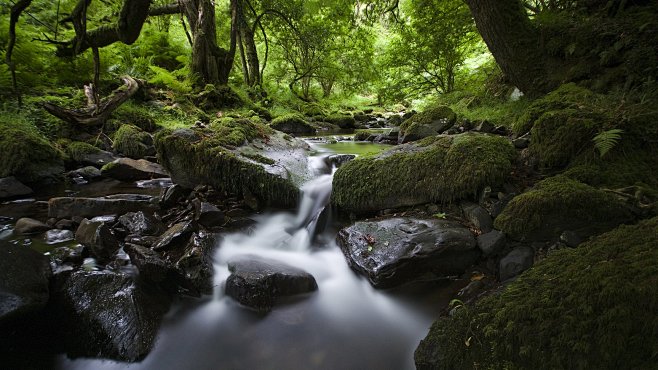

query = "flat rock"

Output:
[[14, 218, 50, 235], [225, 255, 318, 312], [0, 177, 33, 199], [336, 218, 479, 288], [154, 221, 194, 251], [101, 158, 168, 181], [48, 194, 158, 219]]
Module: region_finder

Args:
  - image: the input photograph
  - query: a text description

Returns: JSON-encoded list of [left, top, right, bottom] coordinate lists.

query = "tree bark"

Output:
[[6, 0, 33, 105], [464, 0, 554, 96]]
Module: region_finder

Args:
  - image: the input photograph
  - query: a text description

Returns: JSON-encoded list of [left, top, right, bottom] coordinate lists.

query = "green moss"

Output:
[[194, 85, 245, 111], [208, 117, 273, 148], [63, 141, 101, 163], [270, 114, 315, 134], [416, 216, 658, 370], [242, 153, 275, 165], [494, 175, 634, 241], [353, 130, 371, 141], [113, 102, 157, 132], [332, 133, 517, 213], [325, 114, 357, 129], [399, 105, 456, 137], [300, 103, 326, 117], [113, 124, 153, 159]]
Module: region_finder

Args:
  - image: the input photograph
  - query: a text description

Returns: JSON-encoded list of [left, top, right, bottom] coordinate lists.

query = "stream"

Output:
[[6, 135, 465, 370]]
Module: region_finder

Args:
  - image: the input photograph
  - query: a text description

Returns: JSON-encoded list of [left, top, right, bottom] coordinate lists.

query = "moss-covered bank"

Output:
[[415, 216, 658, 370]]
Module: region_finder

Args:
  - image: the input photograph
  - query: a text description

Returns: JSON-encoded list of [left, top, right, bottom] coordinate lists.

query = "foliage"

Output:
[[593, 128, 624, 158], [113, 125, 153, 159]]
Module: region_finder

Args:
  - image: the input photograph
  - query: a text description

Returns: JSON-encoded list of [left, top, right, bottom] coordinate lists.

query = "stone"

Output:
[[225, 254, 318, 312], [67, 166, 102, 181], [75, 219, 119, 262], [101, 158, 169, 182], [324, 154, 356, 169], [270, 114, 316, 135], [336, 218, 479, 288], [44, 229, 75, 244], [54, 219, 77, 230], [48, 194, 159, 219], [499, 246, 535, 281], [475, 120, 495, 133], [461, 202, 494, 233], [560, 230, 583, 248], [160, 184, 190, 206], [78, 150, 118, 168], [124, 243, 171, 283], [0, 177, 33, 199], [195, 202, 225, 228], [51, 270, 169, 361], [14, 218, 50, 235], [153, 222, 194, 251], [477, 230, 507, 257], [173, 232, 217, 296], [118, 211, 165, 236]]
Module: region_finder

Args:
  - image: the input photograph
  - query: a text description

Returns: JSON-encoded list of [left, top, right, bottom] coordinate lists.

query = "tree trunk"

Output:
[[464, 0, 554, 96]]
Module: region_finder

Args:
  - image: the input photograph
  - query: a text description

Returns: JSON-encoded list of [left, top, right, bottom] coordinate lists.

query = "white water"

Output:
[[56, 142, 459, 370]]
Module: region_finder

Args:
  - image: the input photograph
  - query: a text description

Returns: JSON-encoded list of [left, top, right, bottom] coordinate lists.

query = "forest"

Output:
[[1, 0, 657, 369]]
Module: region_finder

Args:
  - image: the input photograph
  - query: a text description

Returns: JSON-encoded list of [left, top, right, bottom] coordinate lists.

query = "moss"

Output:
[[494, 175, 634, 241], [208, 117, 273, 148], [0, 114, 64, 183], [300, 103, 326, 117], [194, 85, 245, 111], [353, 130, 371, 141], [270, 114, 316, 134], [113, 124, 153, 159], [416, 216, 658, 370], [113, 103, 157, 132], [399, 105, 457, 137], [242, 153, 275, 165], [332, 133, 517, 213], [63, 141, 102, 163], [325, 114, 356, 129]]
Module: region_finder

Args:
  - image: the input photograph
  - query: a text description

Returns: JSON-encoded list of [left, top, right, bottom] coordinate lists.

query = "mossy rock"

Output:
[[415, 216, 658, 370], [494, 175, 634, 241], [62, 141, 102, 163], [399, 105, 457, 143], [325, 114, 356, 129], [270, 114, 316, 135], [300, 103, 326, 117], [0, 118, 64, 183], [113, 125, 154, 159], [208, 117, 273, 147], [194, 85, 245, 111], [113, 103, 157, 132], [332, 133, 517, 214]]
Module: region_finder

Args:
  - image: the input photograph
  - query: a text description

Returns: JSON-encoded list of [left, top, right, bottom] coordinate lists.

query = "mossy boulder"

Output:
[[60, 141, 101, 162], [208, 117, 272, 147], [415, 216, 658, 370], [113, 103, 157, 132], [0, 119, 64, 183], [398, 105, 457, 143], [494, 175, 634, 241], [300, 103, 326, 117], [325, 114, 357, 129], [113, 124, 155, 159], [193, 85, 245, 111], [270, 114, 316, 135], [332, 133, 517, 214]]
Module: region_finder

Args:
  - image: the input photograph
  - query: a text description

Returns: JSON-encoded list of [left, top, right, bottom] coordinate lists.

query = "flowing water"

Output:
[[50, 138, 463, 370]]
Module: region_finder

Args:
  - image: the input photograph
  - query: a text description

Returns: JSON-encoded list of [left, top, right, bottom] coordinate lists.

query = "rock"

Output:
[[461, 202, 493, 233], [160, 184, 190, 206], [398, 105, 456, 143], [67, 166, 102, 181], [44, 229, 75, 244], [101, 158, 168, 182], [333, 133, 517, 214], [52, 270, 169, 361], [270, 114, 316, 135], [336, 218, 479, 288], [0, 243, 51, 324], [195, 202, 225, 228], [225, 254, 318, 312], [78, 150, 118, 168], [124, 243, 171, 283], [0, 177, 33, 199], [173, 232, 217, 295], [48, 194, 159, 219], [475, 120, 495, 133], [118, 211, 165, 236], [477, 230, 506, 257], [499, 246, 534, 281], [325, 114, 357, 129], [324, 154, 356, 169], [559, 230, 583, 248], [75, 219, 119, 262], [54, 219, 77, 231], [153, 222, 194, 251], [14, 218, 50, 235]]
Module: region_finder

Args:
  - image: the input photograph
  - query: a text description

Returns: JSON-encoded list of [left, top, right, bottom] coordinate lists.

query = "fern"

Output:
[[593, 129, 623, 158]]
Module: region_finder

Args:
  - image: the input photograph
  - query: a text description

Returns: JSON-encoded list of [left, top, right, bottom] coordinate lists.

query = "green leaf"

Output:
[[593, 129, 624, 158]]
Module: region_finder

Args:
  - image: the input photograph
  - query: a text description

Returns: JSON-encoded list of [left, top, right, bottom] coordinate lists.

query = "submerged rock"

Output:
[[0, 177, 33, 199], [225, 255, 318, 312], [48, 194, 159, 219], [101, 158, 168, 181], [337, 218, 479, 288]]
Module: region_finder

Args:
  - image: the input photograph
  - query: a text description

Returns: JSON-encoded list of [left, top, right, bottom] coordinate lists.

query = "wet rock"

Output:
[[14, 218, 50, 235], [118, 211, 165, 236], [476, 230, 506, 257], [154, 221, 194, 251], [67, 166, 102, 181], [75, 219, 119, 262], [0, 177, 33, 199], [78, 150, 118, 168], [101, 158, 168, 182], [337, 218, 479, 288], [225, 254, 318, 312], [48, 194, 159, 219], [324, 154, 356, 169], [52, 270, 169, 361], [499, 246, 535, 281], [461, 202, 493, 233], [124, 244, 171, 283], [195, 202, 225, 229], [173, 232, 217, 295], [44, 229, 75, 244], [0, 243, 51, 325], [160, 184, 190, 206]]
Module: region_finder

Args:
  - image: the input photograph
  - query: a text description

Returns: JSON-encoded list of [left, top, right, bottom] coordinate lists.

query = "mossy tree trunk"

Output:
[[463, 0, 554, 96], [237, 0, 261, 88]]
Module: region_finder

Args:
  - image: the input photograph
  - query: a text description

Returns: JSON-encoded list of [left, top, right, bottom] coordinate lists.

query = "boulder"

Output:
[[48, 194, 159, 219], [0, 124, 64, 183], [398, 105, 456, 143], [332, 133, 517, 214], [14, 218, 50, 235], [124, 243, 171, 283], [75, 219, 119, 262], [325, 114, 356, 129], [101, 158, 168, 181], [118, 211, 165, 236], [336, 218, 479, 288], [52, 270, 169, 361], [173, 232, 217, 295], [225, 254, 318, 312], [476, 230, 506, 257], [461, 203, 493, 233], [77, 150, 118, 168], [499, 246, 535, 281], [0, 177, 32, 199], [270, 114, 316, 135]]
